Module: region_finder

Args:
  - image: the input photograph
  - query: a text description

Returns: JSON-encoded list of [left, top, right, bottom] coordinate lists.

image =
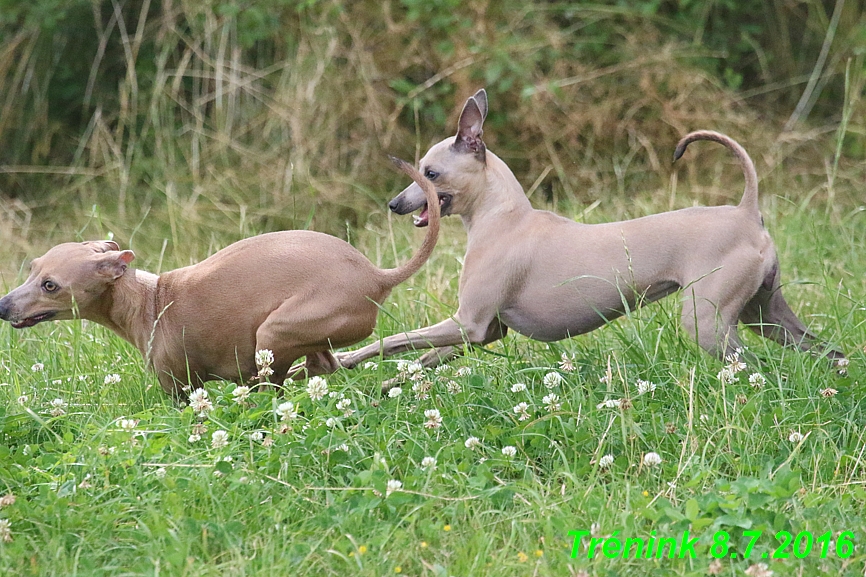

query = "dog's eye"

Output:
[[424, 169, 439, 181], [42, 280, 59, 293]]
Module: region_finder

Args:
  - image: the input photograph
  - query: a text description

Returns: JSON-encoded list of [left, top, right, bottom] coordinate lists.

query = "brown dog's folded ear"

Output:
[[96, 250, 135, 279], [452, 93, 486, 159], [84, 240, 121, 253]]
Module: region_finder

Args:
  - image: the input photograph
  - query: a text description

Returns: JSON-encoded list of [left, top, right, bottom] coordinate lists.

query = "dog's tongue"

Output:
[[413, 204, 430, 228]]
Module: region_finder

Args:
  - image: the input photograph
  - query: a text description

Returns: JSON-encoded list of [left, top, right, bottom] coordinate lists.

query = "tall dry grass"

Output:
[[0, 0, 863, 277]]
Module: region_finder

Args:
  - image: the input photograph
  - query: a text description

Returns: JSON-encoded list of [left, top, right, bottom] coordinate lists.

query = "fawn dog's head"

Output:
[[0, 241, 135, 328], [388, 89, 490, 226]]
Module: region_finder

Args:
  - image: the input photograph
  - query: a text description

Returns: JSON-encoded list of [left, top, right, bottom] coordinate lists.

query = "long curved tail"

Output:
[[379, 157, 441, 287], [673, 130, 760, 217]]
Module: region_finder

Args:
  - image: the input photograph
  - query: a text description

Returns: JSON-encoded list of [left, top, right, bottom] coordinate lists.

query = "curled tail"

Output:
[[380, 157, 441, 287], [673, 130, 760, 217]]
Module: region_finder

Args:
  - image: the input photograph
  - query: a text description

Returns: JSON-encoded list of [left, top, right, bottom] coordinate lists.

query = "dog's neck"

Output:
[[460, 151, 532, 234], [86, 269, 159, 360]]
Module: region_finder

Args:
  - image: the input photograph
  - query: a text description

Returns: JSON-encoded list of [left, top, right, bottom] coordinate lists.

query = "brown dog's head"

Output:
[[389, 89, 489, 226], [0, 241, 135, 328]]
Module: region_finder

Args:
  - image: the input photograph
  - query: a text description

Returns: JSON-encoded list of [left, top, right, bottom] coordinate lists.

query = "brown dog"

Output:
[[0, 159, 441, 397], [336, 89, 844, 376]]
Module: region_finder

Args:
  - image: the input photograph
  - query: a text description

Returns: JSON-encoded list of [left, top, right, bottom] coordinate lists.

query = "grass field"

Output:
[[0, 178, 864, 576]]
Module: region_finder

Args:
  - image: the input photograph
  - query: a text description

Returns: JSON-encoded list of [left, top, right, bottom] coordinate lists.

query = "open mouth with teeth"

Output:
[[412, 194, 452, 227], [11, 311, 56, 329]]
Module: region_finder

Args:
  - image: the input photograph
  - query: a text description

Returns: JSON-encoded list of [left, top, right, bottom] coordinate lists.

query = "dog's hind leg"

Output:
[[739, 263, 845, 361], [680, 265, 762, 361], [285, 351, 342, 381]]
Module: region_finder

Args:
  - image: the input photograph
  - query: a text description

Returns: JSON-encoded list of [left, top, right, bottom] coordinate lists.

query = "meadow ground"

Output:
[[0, 185, 865, 576]]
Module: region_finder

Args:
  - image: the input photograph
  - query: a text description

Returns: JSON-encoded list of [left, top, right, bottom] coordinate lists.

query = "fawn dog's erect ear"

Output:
[[452, 91, 487, 159]]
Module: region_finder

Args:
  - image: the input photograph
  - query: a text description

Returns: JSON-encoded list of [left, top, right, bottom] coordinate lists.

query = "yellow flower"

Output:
[[348, 552, 354, 557], [358, 545, 367, 555], [420, 541, 428, 548], [443, 524, 451, 532], [394, 567, 402, 574], [642, 490, 649, 497], [517, 551, 529, 562], [535, 549, 544, 557]]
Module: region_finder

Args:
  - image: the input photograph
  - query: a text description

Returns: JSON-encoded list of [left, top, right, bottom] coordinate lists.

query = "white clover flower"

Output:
[[386, 479, 403, 497], [598, 454, 615, 469], [388, 387, 403, 398], [336, 443, 349, 452], [325, 417, 339, 428], [717, 367, 737, 385], [748, 373, 766, 388], [255, 349, 274, 368], [635, 379, 657, 395], [464, 436, 481, 450], [788, 431, 805, 443], [513, 402, 531, 421], [837, 358, 849, 368], [501, 445, 517, 458], [543, 371, 564, 388], [188, 388, 213, 416], [642, 452, 662, 467], [445, 380, 462, 394], [0, 518, 11, 543], [420, 456, 437, 470], [363, 361, 378, 370], [328, 391, 343, 399], [424, 408, 443, 429], [0, 494, 15, 508], [188, 434, 201, 443], [744, 562, 774, 577], [31, 362, 44, 372], [17, 394, 28, 405], [232, 386, 251, 403], [306, 376, 329, 401], [118, 418, 138, 432], [543, 393, 562, 412], [455, 366, 472, 377], [406, 361, 425, 381], [510, 382, 527, 393], [249, 431, 264, 442], [211, 430, 229, 449], [599, 374, 611, 384], [154, 467, 167, 479], [559, 353, 575, 372], [103, 374, 121, 385], [257, 366, 274, 379], [275, 401, 297, 421], [596, 398, 622, 409], [820, 387, 838, 398], [434, 364, 450, 375], [725, 351, 747, 373], [412, 380, 432, 400], [48, 398, 67, 417], [336, 398, 353, 417]]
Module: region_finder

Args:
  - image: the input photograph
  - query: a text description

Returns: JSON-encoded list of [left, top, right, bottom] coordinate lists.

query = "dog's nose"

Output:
[[388, 197, 401, 213], [0, 298, 10, 321]]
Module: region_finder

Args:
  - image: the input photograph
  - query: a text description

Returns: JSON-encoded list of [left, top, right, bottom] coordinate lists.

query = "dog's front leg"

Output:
[[415, 318, 509, 368], [334, 316, 482, 369]]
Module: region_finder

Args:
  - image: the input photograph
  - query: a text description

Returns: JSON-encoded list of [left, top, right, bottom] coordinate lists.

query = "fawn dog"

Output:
[[336, 89, 844, 379], [0, 158, 441, 397]]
